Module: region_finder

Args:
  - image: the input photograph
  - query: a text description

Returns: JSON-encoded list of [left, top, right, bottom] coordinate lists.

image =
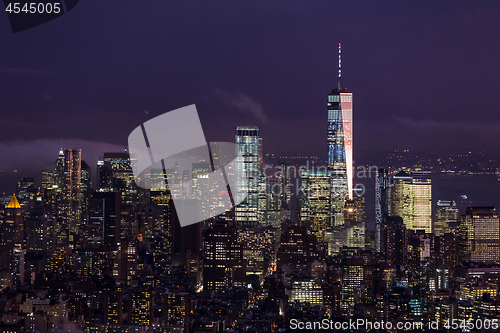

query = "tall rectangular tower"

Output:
[[412, 171, 432, 233], [460, 206, 500, 262], [300, 169, 331, 242], [203, 224, 245, 291], [235, 126, 260, 229], [327, 43, 353, 225], [390, 170, 432, 233], [97, 151, 137, 205], [434, 200, 459, 236], [375, 168, 391, 252], [54, 149, 81, 245], [2, 194, 24, 249]]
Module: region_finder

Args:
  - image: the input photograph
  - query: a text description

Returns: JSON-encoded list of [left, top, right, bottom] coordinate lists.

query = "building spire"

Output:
[[6, 193, 21, 209], [338, 43, 342, 90]]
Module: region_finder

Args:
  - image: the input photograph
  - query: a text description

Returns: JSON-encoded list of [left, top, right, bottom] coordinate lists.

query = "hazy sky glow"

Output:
[[1, 1, 500, 184]]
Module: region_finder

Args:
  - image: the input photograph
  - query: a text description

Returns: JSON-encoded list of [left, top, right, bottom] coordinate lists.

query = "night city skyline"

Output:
[[2, 2, 500, 333], [1, 1, 500, 177]]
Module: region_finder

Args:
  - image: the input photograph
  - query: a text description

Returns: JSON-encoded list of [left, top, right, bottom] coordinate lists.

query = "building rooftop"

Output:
[[6, 194, 21, 209]]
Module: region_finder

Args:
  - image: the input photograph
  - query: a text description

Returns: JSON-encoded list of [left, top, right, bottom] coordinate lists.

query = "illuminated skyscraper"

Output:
[[258, 175, 282, 228], [460, 206, 500, 262], [412, 171, 432, 233], [2, 194, 23, 249], [328, 43, 353, 225], [131, 290, 153, 325], [65, 149, 82, 231], [235, 126, 260, 229], [390, 170, 411, 221], [164, 291, 189, 331], [238, 225, 275, 276], [54, 149, 65, 209], [97, 151, 137, 205], [105, 292, 123, 324], [203, 224, 246, 291], [390, 170, 432, 233], [300, 169, 331, 242], [53, 149, 82, 245], [434, 200, 458, 236], [341, 256, 364, 315], [290, 279, 323, 305]]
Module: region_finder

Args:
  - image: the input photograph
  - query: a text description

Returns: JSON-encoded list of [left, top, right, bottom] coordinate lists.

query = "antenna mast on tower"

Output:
[[338, 43, 342, 90]]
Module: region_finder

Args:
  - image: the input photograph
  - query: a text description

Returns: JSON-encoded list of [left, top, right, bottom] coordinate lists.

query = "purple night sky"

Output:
[[1, 1, 500, 192]]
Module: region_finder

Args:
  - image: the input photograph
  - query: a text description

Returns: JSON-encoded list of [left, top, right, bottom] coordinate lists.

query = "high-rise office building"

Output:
[[235, 126, 260, 229], [344, 195, 366, 224], [97, 151, 137, 205], [80, 160, 92, 220], [290, 279, 323, 305], [300, 170, 331, 242], [164, 291, 189, 331], [120, 204, 137, 245], [85, 192, 122, 250], [53, 149, 82, 245], [25, 215, 56, 252], [380, 216, 407, 271], [375, 168, 391, 252], [258, 175, 281, 228], [2, 194, 23, 249], [435, 233, 459, 286], [41, 165, 56, 216], [257, 174, 267, 226], [113, 240, 137, 285], [238, 225, 275, 276], [66, 149, 82, 231], [327, 43, 353, 225], [16, 177, 35, 200], [209, 142, 221, 169], [460, 206, 500, 262], [279, 161, 291, 221], [191, 161, 211, 215], [131, 290, 153, 326], [390, 171, 411, 221], [203, 224, 246, 291], [277, 226, 319, 270], [341, 256, 364, 315], [390, 170, 432, 233], [11, 244, 24, 288], [343, 198, 366, 250], [105, 292, 123, 324], [434, 200, 459, 236], [412, 171, 432, 233], [170, 199, 202, 267]]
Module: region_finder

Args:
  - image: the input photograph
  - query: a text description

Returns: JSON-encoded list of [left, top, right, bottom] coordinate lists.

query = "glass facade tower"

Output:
[[300, 169, 331, 242], [327, 43, 353, 226], [235, 126, 260, 229], [327, 91, 353, 200], [461, 206, 500, 262], [390, 170, 432, 233]]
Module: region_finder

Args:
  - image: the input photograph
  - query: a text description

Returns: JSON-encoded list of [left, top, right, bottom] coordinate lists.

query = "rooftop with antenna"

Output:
[[333, 42, 348, 92]]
